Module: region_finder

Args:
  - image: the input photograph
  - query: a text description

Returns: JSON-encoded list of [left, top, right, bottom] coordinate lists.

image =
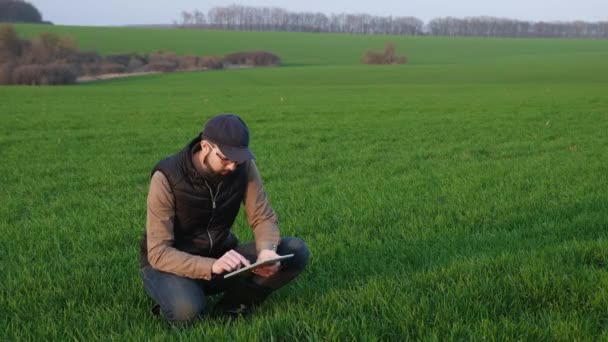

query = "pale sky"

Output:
[[29, 0, 608, 26]]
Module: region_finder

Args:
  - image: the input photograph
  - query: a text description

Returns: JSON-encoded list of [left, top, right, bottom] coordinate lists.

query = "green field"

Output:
[[1, 24, 608, 340]]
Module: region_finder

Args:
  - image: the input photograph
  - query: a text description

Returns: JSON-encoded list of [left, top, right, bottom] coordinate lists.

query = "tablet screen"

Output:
[[223, 254, 294, 279]]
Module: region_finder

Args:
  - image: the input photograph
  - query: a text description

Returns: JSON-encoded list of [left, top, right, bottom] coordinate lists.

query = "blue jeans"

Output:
[[141, 237, 309, 323]]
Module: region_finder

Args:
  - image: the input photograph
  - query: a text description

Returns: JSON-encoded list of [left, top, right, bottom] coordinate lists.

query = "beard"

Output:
[[201, 154, 231, 183]]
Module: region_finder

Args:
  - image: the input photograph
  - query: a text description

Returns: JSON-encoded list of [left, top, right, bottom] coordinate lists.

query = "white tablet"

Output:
[[223, 254, 294, 279]]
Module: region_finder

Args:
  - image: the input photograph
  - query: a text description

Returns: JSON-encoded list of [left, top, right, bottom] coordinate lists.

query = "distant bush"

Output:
[[142, 62, 178, 73], [0, 24, 25, 62], [0, 26, 85, 84], [99, 63, 126, 74], [362, 51, 385, 65], [223, 51, 281, 67], [0, 62, 15, 83], [67, 51, 101, 75], [104, 53, 134, 67], [24, 32, 78, 65], [177, 55, 200, 70], [148, 51, 178, 67], [68, 51, 101, 65], [0, 24, 282, 85], [11, 63, 76, 85], [362, 42, 408, 65], [199, 56, 223, 70], [126, 56, 145, 72], [80, 63, 100, 76]]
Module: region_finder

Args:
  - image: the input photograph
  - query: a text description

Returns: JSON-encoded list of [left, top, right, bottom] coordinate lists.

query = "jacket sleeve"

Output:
[[146, 171, 215, 280], [243, 160, 281, 253]]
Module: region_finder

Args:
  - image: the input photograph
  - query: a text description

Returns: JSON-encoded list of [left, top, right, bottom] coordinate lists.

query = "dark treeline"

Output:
[[0, 0, 49, 24], [177, 5, 608, 39], [429, 17, 608, 39], [177, 5, 424, 35]]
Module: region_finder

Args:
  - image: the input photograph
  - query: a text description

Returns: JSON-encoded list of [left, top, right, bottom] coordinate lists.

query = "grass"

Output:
[[13, 23, 608, 66], [1, 24, 608, 340]]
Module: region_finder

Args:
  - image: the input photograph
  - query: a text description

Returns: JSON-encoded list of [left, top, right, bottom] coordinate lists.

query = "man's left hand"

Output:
[[253, 249, 280, 278]]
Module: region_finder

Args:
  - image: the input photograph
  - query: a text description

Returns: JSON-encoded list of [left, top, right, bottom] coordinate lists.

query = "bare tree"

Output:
[[176, 6, 425, 36], [180, 10, 193, 26], [193, 9, 206, 26], [175, 7, 608, 39], [428, 16, 608, 38]]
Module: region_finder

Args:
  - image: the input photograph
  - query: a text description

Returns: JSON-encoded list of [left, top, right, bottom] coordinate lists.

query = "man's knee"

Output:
[[163, 295, 205, 324], [280, 237, 310, 271]]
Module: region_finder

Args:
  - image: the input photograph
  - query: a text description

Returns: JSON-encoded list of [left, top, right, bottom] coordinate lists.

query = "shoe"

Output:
[[216, 281, 272, 317], [151, 303, 161, 316], [222, 303, 252, 317]]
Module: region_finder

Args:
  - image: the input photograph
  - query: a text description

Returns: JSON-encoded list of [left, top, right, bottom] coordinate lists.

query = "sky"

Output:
[[29, 0, 608, 26]]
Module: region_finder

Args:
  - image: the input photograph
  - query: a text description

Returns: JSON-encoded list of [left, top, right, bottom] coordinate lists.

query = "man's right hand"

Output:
[[211, 250, 251, 274]]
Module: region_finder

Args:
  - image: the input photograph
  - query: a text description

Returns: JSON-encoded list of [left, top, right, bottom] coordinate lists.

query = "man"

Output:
[[139, 114, 309, 323]]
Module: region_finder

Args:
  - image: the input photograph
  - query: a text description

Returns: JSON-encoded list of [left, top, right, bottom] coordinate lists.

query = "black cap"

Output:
[[200, 114, 255, 163]]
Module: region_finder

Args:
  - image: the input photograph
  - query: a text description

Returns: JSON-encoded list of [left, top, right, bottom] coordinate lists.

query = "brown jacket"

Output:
[[146, 159, 280, 280]]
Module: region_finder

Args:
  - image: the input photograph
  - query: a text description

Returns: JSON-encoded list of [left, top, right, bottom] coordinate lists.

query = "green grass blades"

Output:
[[13, 23, 608, 67], [1, 25, 608, 340]]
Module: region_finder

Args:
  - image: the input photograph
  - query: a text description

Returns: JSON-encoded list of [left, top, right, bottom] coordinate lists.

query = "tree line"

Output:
[[177, 5, 608, 39], [0, 24, 282, 85], [0, 0, 49, 24], [177, 5, 423, 35], [428, 17, 608, 39]]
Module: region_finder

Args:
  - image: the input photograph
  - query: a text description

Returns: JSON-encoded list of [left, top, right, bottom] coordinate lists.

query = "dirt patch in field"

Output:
[[77, 71, 162, 83]]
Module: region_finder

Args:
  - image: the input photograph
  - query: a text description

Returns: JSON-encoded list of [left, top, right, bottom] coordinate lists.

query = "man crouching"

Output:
[[140, 114, 309, 323]]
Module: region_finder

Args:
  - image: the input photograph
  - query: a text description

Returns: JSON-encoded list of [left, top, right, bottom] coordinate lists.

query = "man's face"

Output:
[[201, 141, 239, 179]]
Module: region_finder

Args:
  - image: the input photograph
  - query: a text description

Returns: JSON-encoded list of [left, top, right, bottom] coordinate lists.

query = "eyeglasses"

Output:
[[206, 142, 238, 166]]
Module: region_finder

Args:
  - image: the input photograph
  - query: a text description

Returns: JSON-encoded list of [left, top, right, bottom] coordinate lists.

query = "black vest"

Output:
[[140, 137, 247, 267]]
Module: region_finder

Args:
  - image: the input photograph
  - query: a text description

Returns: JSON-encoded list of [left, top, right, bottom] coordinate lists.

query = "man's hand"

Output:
[[212, 250, 250, 275], [253, 249, 281, 278]]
